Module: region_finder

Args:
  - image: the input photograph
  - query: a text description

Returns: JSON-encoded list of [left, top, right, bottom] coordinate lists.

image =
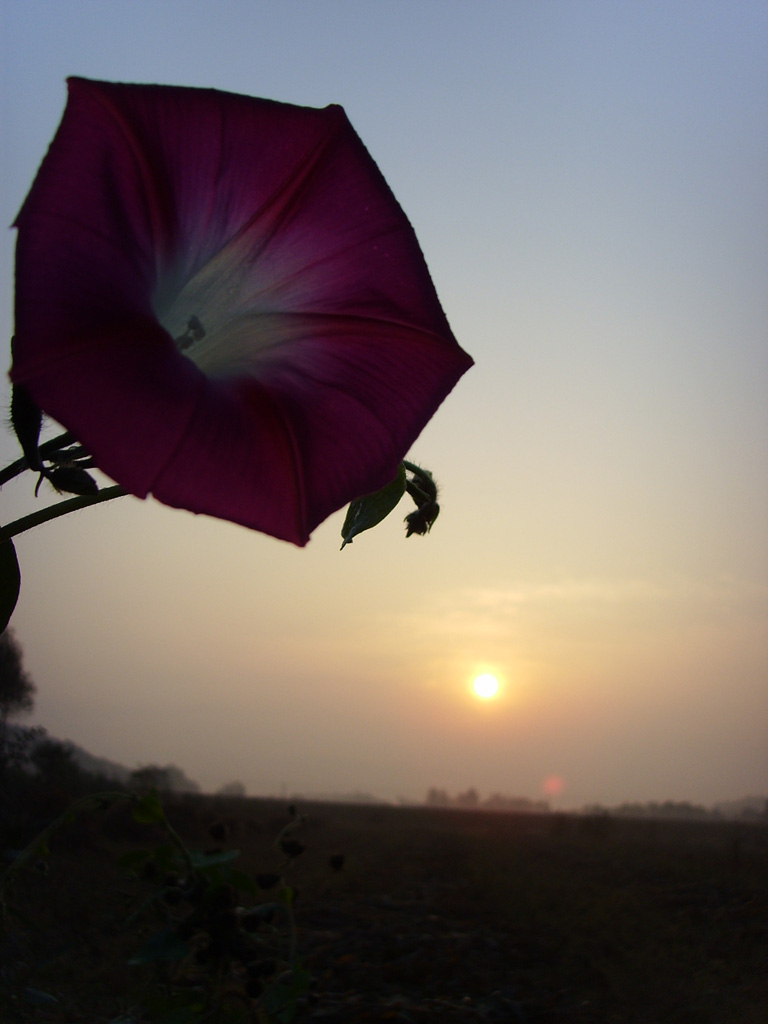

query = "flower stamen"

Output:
[[174, 315, 206, 352]]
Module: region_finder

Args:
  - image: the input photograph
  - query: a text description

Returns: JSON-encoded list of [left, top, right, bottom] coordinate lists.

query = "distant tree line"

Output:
[[583, 798, 768, 822], [424, 785, 767, 822], [129, 763, 201, 794], [425, 787, 551, 813], [0, 629, 209, 816]]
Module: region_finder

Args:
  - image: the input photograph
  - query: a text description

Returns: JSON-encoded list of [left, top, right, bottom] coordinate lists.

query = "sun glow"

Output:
[[472, 673, 499, 699]]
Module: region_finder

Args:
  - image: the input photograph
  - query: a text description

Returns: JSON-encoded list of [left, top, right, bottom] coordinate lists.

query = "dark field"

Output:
[[2, 794, 767, 1023]]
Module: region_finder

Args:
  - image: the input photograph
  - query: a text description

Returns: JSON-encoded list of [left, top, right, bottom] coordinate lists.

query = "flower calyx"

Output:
[[403, 461, 439, 537], [340, 459, 442, 548], [10, 384, 98, 498]]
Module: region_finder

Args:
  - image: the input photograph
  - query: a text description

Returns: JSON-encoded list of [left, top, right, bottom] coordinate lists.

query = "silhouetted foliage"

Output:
[[0, 722, 45, 770], [217, 780, 247, 797], [130, 763, 201, 793], [30, 737, 91, 793], [0, 629, 35, 724], [0, 631, 38, 777]]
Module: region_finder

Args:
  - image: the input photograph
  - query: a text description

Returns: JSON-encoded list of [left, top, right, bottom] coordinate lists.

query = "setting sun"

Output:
[[472, 673, 499, 699]]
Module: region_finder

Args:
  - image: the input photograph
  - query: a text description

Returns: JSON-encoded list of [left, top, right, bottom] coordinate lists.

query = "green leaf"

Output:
[[189, 848, 240, 869], [141, 988, 206, 1024], [23, 987, 58, 1006], [262, 966, 312, 1022], [28, 839, 50, 861], [247, 902, 285, 924], [128, 927, 190, 965], [150, 843, 180, 872], [226, 868, 261, 895], [132, 789, 165, 825], [340, 463, 406, 548], [153, 1006, 206, 1024], [0, 540, 20, 634], [278, 885, 295, 906], [117, 849, 151, 872]]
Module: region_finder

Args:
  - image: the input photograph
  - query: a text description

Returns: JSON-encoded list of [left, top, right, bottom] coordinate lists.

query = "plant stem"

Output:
[[158, 807, 196, 878], [0, 485, 128, 543]]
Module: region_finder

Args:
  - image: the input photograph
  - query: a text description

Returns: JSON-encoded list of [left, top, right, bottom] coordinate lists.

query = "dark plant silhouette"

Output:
[[0, 630, 40, 778], [0, 629, 34, 726]]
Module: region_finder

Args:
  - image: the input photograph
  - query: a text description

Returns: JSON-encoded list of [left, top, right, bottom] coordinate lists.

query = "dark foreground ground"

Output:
[[2, 793, 767, 1023]]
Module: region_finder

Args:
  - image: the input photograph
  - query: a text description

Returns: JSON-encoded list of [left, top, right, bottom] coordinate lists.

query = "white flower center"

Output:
[[154, 237, 296, 379]]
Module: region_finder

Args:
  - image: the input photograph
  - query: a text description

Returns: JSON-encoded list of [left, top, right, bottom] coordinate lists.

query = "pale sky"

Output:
[[0, 0, 766, 808]]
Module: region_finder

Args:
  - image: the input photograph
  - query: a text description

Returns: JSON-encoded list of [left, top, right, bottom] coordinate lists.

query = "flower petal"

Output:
[[11, 78, 472, 544]]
